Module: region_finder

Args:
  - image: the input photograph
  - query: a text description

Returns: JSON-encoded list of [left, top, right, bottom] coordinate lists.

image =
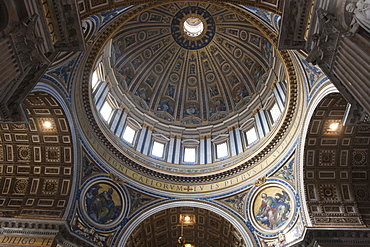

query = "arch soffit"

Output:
[[117, 200, 256, 247], [33, 81, 81, 220], [296, 81, 338, 226]]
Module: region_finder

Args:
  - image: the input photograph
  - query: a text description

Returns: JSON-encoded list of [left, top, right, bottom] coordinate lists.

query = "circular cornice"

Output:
[[74, 3, 301, 192], [171, 6, 215, 49]]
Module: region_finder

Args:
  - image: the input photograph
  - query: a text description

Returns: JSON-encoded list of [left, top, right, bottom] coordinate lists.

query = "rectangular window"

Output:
[[122, 125, 136, 144], [270, 102, 281, 123], [216, 142, 228, 159], [246, 127, 258, 146], [184, 148, 196, 163], [100, 101, 113, 122], [92, 70, 99, 89], [152, 141, 164, 158]]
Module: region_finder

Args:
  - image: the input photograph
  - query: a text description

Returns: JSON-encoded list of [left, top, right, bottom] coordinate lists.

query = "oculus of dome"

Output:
[[171, 6, 215, 50], [181, 14, 206, 39]]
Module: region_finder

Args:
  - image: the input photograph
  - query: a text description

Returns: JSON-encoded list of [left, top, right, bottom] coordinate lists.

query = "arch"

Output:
[[301, 84, 370, 227], [117, 200, 256, 246], [33, 81, 80, 220], [297, 81, 338, 226]]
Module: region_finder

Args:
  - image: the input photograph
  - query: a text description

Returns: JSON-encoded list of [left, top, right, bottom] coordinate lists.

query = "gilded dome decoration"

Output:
[[109, 3, 276, 127], [90, 2, 289, 171]]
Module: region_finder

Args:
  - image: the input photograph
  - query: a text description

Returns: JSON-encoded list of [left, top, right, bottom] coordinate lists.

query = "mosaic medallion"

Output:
[[249, 183, 295, 233], [84, 182, 123, 225]]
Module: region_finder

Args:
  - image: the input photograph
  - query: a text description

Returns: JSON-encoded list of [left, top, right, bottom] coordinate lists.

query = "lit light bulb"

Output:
[[184, 216, 191, 222], [43, 121, 52, 128], [329, 122, 339, 131]]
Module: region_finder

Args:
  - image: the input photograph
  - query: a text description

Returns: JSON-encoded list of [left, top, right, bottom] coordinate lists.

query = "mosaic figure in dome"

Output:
[[85, 183, 122, 224], [252, 64, 267, 86], [119, 65, 134, 86], [188, 89, 197, 101], [149, 14, 162, 22], [203, 61, 211, 71], [209, 85, 219, 97], [255, 190, 291, 230], [131, 56, 143, 69], [166, 84, 175, 98], [161, 54, 170, 64], [125, 35, 136, 48], [228, 74, 239, 87], [209, 99, 227, 116], [158, 99, 174, 115], [234, 86, 249, 103], [215, 53, 224, 63], [262, 39, 273, 61], [146, 74, 156, 88], [174, 61, 182, 72], [189, 64, 196, 74], [135, 87, 151, 107], [185, 104, 200, 116], [226, 42, 235, 51], [250, 34, 261, 46], [243, 56, 254, 70]]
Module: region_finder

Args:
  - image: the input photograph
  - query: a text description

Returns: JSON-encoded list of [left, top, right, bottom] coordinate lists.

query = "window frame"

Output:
[[212, 134, 230, 161], [122, 125, 137, 144], [92, 62, 104, 92], [181, 139, 199, 164], [240, 118, 259, 148], [245, 126, 258, 147], [121, 117, 142, 146], [150, 134, 170, 160]]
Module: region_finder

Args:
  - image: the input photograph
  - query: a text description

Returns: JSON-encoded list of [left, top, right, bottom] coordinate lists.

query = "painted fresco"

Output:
[[253, 186, 292, 231], [85, 183, 122, 224]]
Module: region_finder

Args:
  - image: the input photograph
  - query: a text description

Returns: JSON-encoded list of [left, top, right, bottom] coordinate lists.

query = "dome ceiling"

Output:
[[110, 2, 274, 127]]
